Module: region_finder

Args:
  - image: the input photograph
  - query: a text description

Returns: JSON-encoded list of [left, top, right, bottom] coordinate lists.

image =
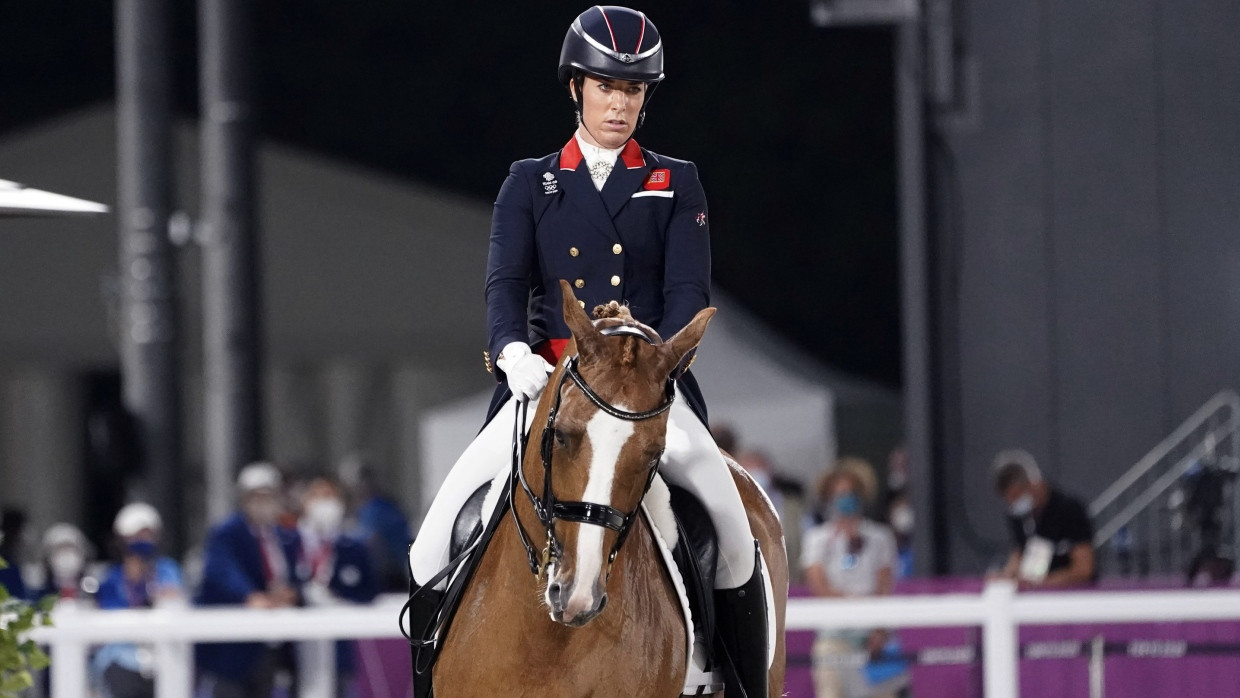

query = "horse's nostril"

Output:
[[548, 581, 565, 609], [596, 592, 608, 613]]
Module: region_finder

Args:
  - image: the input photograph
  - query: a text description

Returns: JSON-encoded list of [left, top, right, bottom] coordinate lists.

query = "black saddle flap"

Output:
[[450, 484, 491, 561], [667, 484, 718, 652]]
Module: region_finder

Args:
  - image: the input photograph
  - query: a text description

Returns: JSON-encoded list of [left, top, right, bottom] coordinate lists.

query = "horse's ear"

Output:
[[659, 307, 716, 375], [560, 280, 600, 353]]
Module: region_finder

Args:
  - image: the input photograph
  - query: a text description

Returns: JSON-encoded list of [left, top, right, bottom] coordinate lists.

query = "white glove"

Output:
[[496, 341, 553, 402]]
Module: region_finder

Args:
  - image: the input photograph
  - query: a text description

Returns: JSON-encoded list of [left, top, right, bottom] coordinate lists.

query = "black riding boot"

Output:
[[714, 545, 769, 698], [408, 584, 444, 698]]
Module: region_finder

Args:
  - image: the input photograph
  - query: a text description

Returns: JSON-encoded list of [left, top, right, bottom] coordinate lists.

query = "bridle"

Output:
[[510, 328, 675, 578]]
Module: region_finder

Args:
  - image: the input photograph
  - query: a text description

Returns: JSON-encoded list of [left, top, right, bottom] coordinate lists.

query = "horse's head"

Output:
[[528, 280, 713, 627]]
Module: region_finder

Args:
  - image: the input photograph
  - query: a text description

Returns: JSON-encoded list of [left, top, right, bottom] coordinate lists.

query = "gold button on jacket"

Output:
[[612, 243, 623, 254], [575, 279, 585, 288], [569, 247, 579, 257], [610, 275, 621, 286]]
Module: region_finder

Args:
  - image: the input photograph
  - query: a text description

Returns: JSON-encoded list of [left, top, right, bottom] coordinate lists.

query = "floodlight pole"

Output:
[[199, 0, 263, 525], [116, 0, 185, 553], [891, 21, 942, 576]]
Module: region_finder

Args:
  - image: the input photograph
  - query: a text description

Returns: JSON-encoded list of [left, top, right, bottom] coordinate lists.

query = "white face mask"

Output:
[[890, 504, 914, 534], [50, 549, 84, 581], [1008, 493, 1035, 518], [303, 498, 345, 535]]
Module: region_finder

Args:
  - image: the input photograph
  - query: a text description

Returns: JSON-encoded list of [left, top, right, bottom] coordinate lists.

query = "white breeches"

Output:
[[408, 385, 757, 589]]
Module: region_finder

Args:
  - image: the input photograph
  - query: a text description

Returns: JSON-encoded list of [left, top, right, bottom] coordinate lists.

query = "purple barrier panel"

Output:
[[785, 628, 815, 697], [355, 638, 412, 698], [900, 626, 982, 698], [1017, 619, 1240, 698], [794, 577, 1240, 698]]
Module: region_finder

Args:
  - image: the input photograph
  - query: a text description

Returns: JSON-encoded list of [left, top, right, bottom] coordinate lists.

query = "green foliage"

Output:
[[0, 547, 53, 698]]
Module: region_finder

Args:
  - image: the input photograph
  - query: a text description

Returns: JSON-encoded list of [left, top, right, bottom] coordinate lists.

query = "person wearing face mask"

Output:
[[408, 8, 770, 698], [801, 458, 906, 698], [298, 477, 378, 698], [195, 462, 303, 698], [36, 523, 97, 604], [92, 503, 185, 698], [990, 449, 1096, 589], [337, 453, 412, 593], [884, 492, 915, 580], [883, 446, 916, 579]]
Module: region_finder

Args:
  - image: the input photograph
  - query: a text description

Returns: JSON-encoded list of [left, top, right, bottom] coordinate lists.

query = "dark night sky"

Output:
[[3, 1, 900, 387]]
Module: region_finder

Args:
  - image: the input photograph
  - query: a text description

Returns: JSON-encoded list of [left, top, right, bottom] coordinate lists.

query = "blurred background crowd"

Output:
[[0, 430, 1111, 698], [1, 457, 412, 698]]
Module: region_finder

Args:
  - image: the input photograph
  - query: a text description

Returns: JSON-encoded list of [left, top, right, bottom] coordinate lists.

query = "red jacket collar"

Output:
[[559, 136, 646, 170]]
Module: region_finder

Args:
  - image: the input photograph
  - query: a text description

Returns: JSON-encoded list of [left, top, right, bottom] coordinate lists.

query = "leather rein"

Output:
[[510, 331, 675, 578]]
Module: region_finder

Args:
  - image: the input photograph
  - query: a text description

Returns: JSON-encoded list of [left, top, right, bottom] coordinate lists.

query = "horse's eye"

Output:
[[554, 429, 567, 448], [650, 449, 664, 468]]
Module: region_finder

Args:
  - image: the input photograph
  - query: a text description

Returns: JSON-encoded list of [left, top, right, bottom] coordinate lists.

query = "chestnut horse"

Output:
[[433, 281, 788, 697]]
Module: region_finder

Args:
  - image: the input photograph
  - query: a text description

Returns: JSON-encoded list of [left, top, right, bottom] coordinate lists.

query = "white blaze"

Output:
[[565, 406, 635, 612]]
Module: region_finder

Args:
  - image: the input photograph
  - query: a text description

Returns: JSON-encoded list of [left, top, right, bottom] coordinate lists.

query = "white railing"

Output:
[[28, 582, 1240, 698]]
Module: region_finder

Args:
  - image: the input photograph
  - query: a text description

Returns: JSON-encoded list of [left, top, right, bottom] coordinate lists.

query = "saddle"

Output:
[[446, 480, 721, 681]]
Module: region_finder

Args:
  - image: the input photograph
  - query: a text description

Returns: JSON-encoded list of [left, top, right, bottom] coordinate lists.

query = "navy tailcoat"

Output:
[[484, 136, 711, 422]]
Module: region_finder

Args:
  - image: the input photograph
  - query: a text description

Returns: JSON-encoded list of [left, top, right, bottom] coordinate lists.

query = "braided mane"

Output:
[[591, 301, 646, 366], [592, 301, 631, 320]]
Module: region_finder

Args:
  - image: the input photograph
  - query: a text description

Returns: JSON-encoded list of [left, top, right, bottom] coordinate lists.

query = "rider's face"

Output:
[[574, 75, 646, 149]]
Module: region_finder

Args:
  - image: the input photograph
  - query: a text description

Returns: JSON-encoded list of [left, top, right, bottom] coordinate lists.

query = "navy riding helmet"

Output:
[[559, 6, 665, 127], [558, 6, 665, 85]]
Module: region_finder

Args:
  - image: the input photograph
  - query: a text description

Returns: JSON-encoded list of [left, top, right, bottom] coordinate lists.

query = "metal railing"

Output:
[[26, 582, 1240, 698], [1089, 390, 1240, 579]]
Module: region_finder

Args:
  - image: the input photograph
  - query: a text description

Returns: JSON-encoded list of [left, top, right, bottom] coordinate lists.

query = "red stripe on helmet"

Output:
[[597, 6, 618, 51], [636, 12, 646, 53]]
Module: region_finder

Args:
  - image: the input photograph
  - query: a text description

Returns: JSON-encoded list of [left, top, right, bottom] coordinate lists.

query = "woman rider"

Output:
[[408, 7, 769, 697]]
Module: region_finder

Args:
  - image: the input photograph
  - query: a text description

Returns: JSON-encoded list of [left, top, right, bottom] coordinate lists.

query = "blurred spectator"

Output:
[[35, 523, 98, 604], [299, 477, 378, 697], [885, 447, 910, 498], [25, 523, 97, 698], [339, 452, 412, 592], [802, 457, 906, 698], [0, 507, 29, 600], [279, 469, 313, 532], [92, 502, 185, 698], [990, 449, 1096, 589], [883, 447, 915, 579], [884, 492, 915, 580], [195, 462, 303, 698]]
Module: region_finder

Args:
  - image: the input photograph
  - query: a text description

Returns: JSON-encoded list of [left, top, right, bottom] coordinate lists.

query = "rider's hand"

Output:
[[496, 341, 553, 402]]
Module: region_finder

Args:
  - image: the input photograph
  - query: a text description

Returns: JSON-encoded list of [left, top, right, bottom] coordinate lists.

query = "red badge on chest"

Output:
[[643, 169, 671, 190]]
